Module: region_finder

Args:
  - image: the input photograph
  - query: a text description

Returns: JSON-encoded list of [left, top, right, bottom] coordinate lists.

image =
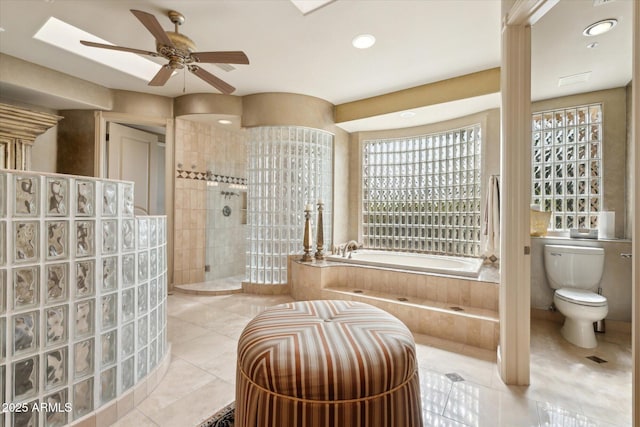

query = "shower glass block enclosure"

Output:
[[246, 127, 333, 285]]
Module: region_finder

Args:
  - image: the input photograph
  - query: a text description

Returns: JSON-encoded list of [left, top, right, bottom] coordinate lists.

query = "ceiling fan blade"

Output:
[[80, 40, 158, 57], [148, 65, 174, 86], [191, 51, 249, 65], [188, 65, 235, 94], [130, 9, 174, 47]]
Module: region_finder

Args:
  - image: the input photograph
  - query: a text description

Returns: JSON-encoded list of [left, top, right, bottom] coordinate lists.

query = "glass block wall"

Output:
[[531, 104, 603, 230], [362, 125, 482, 256], [0, 169, 168, 426], [246, 127, 333, 284]]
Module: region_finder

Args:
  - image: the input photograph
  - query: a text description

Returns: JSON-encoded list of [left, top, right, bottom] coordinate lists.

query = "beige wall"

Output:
[[56, 109, 96, 177], [242, 93, 334, 129], [112, 90, 174, 119], [334, 68, 500, 123], [626, 82, 632, 240], [30, 126, 57, 173], [0, 53, 112, 110], [532, 87, 629, 238]]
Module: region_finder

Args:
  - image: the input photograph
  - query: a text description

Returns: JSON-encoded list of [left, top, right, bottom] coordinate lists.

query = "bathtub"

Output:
[[326, 250, 484, 277]]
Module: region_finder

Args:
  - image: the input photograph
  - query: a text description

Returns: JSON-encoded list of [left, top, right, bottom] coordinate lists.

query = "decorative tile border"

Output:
[[175, 169, 247, 186]]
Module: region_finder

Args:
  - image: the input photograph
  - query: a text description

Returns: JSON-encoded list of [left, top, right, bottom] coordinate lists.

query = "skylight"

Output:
[[289, 0, 335, 15], [33, 16, 162, 82]]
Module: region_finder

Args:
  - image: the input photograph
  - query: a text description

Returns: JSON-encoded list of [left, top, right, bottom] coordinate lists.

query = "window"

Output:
[[362, 125, 482, 257], [531, 104, 602, 231]]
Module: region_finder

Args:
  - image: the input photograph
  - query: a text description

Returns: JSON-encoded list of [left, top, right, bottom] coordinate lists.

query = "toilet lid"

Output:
[[555, 288, 607, 307]]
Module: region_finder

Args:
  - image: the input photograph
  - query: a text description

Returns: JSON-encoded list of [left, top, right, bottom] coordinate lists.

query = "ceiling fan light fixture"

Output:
[[352, 34, 376, 49], [582, 18, 617, 36]]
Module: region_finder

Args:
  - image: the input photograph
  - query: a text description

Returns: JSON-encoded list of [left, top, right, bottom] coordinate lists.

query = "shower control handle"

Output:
[[620, 253, 632, 259]]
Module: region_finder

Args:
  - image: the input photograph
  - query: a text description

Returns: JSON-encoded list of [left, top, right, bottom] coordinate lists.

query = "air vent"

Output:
[[558, 72, 592, 87], [215, 63, 236, 72], [586, 355, 608, 364], [445, 372, 465, 382], [593, 0, 615, 6]]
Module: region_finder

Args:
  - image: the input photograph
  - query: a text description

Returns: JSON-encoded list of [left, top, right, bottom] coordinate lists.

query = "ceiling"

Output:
[[0, 0, 632, 132]]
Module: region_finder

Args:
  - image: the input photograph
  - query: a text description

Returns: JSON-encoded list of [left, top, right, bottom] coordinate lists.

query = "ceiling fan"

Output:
[[80, 9, 249, 94]]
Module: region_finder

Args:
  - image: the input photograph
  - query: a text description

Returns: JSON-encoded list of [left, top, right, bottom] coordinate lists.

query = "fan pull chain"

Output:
[[183, 68, 186, 93]]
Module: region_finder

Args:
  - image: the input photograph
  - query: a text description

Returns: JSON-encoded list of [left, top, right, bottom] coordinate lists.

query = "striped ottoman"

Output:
[[236, 300, 423, 427]]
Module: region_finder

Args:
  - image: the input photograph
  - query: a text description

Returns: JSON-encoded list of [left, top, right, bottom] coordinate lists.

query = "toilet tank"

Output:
[[544, 245, 605, 290]]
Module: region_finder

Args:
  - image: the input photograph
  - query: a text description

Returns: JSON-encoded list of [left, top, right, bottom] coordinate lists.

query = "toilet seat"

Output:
[[555, 288, 607, 307]]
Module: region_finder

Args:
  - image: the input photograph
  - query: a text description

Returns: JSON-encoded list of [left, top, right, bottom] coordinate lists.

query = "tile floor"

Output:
[[112, 291, 632, 427]]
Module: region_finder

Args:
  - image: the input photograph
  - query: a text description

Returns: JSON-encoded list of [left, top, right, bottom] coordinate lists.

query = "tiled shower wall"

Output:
[[173, 119, 246, 285], [206, 186, 246, 281], [0, 169, 168, 426]]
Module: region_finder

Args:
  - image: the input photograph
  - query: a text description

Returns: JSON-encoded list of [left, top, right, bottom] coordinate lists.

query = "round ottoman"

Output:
[[236, 300, 423, 427]]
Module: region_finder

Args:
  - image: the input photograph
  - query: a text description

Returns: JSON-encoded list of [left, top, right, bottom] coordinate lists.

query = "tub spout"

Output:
[[343, 240, 361, 258]]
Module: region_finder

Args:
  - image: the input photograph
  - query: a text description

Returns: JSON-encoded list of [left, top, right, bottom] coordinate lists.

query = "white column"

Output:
[[498, 0, 558, 386], [498, 17, 531, 385]]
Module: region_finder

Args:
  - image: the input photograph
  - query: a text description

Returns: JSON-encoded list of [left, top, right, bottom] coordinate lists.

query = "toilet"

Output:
[[543, 244, 608, 348]]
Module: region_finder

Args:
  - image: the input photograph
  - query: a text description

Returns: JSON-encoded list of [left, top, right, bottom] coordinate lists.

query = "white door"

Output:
[[107, 122, 164, 215]]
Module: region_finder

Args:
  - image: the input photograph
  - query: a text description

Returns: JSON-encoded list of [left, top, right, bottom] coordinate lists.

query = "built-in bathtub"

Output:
[[289, 250, 499, 350], [326, 249, 484, 278]]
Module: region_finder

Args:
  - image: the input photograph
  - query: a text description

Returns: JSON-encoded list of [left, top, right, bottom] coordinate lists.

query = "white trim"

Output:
[[506, 0, 558, 26]]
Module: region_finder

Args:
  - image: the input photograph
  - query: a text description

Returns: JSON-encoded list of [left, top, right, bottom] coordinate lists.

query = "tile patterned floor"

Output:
[[112, 292, 632, 427]]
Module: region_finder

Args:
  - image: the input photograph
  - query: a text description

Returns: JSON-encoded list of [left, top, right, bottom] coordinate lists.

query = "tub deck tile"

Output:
[[323, 286, 499, 350]]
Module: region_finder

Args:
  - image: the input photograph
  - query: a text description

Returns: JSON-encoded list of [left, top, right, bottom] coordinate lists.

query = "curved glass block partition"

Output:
[[0, 170, 168, 426], [246, 127, 333, 285]]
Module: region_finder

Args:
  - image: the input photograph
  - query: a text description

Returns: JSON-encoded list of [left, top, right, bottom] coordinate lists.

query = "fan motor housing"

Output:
[[158, 31, 196, 61]]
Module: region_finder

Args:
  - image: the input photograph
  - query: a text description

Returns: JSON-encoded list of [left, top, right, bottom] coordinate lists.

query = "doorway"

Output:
[[106, 122, 165, 215]]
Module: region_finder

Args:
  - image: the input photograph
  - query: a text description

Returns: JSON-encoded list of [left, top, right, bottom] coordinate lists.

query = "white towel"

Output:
[[481, 175, 500, 261]]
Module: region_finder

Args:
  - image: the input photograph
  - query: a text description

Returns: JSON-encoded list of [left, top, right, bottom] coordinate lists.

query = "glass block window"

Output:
[[531, 104, 602, 231], [362, 125, 482, 257]]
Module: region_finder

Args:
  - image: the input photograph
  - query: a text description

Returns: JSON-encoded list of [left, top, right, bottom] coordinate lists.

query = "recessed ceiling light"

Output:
[[400, 111, 416, 118], [217, 119, 232, 125], [583, 18, 617, 36], [33, 16, 162, 82], [352, 34, 376, 49]]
